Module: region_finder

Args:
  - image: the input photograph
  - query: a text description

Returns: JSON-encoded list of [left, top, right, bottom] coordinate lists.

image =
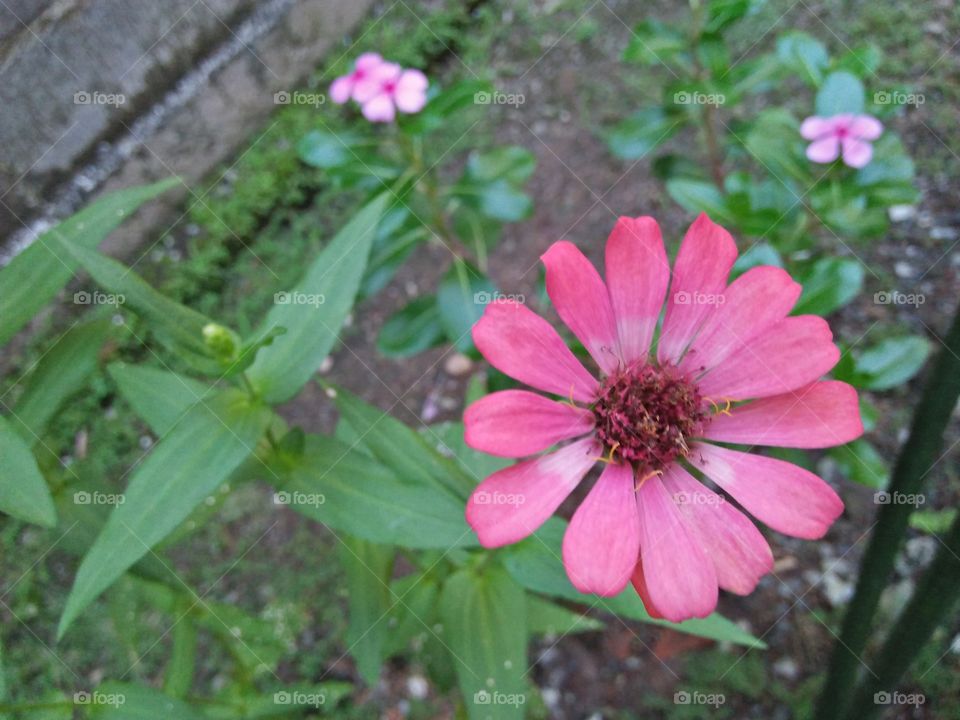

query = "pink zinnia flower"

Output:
[[329, 52, 385, 105], [351, 61, 428, 123], [800, 114, 883, 168], [464, 215, 863, 622]]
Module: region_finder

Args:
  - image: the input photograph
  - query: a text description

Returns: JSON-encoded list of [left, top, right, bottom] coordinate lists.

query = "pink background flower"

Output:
[[330, 54, 428, 123], [801, 113, 883, 168]]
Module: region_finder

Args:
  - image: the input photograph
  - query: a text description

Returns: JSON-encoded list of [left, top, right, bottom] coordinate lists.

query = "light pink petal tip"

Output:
[[689, 443, 844, 540], [704, 381, 863, 449], [635, 474, 718, 622], [473, 299, 599, 404], [394, 69, 429, 113], [661, 465, 773, 595], [850, 115, 883, 140], [563, 462, 640, 596], [466, 437, 598, 547], [464, 390, 595, 458], [842, 138, 873, 168], [542, 241, 622, 374], [329, 76, 353, 104], [604, 216, 670, 364], [806, 136, 840, 163], [658, 213, 738, 365], [361, 94, 396, 123]]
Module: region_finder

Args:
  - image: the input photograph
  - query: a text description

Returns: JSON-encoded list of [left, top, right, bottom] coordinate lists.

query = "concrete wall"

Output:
[[0, 0, 376, 254]]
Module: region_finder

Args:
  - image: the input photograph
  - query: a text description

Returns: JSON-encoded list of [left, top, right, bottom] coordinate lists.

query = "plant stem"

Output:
[[815, 301, 960, 720], [841, 510, 960, 720], [702, 103, 725, 189]]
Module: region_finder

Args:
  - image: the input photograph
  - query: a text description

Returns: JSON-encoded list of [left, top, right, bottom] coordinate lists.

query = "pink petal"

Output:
[[562, 462, 640, 596], [464, 390, 595, 458], [630, 559, 665, 619], [472, 300, 599, 404], [329, 76, 353, 104], [703, 381, 863, 448], [657, 214, 738, 365], [806, 136, 840, 163], [361, 94, 396, 123], [542, 241, 622, 374], [466, 437, 599, 547], [660, 465, 773, 595], [679, 266, 802, 376], [849, 115, 883, 140], [635, 474, 718, 622], [800, 116, 831, 140], [697, 315, 840, 401], [355, 52, 383, 72], [689, 443, 844, 539], [393, 69, 428, 113], [841, 137, 873, 168], [604, 216, 670, 364]]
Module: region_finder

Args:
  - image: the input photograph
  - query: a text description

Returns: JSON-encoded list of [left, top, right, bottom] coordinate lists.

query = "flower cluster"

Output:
[[464, 214, 862, 622], [330, 52, 428, 123]]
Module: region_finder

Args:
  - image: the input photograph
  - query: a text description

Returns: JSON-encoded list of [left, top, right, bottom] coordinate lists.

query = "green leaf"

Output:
[[87, 681, 204, 719], [0, 414, 56, 527], [743, 108, 807, 183], [793, 258, 865, 316], [331, 386, 475, 499], [420, 421, 511, 480], [854, 336, 931, 390], [622, 20, 687, 66], [731, 243, 783, 277], [816, 71, 866, 116], [666, 179, 732, 222], [11, 318, 111, 442], [53, 240, 214, 360], [246, 193, 389, 403], [377, 296, 446, 357], [465, 146, 536, 186], [296, 130, 366, 168], [0, 179, 177, 347], [829, 439, 888, 489], [528, 596, 603, 636], [339, 536, 395, 684], [108, 363, 213, 436], [909, 509, 958, 535], [705, 0, 760, 33], [437, 260, 496, 353], [502, 519, 765, 648], [58, 390, 272, 637], [202, 684, 352, 718], [383, 572, 441, 657], [439, 565, 528, 720], [605, 108, 679, 160], [274, 434, 476, 548], [775, 31, 829, 85], [401, 79, 491, 135], [458, 181, 533, 223]]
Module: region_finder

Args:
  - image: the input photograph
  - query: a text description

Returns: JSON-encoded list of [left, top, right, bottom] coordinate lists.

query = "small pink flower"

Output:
[[354, 61, 428, 123], [801, 114, 883, 168], [329, 52, 385, 105], [464, 215, 863, 622]]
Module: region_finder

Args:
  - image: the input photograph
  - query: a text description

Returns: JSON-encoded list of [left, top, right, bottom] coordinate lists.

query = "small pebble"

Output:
[[773, 657, 799, 681], [888, 205, 916, 222], [444, 352, 473, 376], [894, 261, 916, 279], [930, 226, 958, 241], [406, 675, 429, 700]]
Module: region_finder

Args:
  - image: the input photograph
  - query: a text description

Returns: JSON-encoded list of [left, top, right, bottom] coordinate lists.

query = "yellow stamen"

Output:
[[635, 468, 663, 491], [593, 441, 620, 464]]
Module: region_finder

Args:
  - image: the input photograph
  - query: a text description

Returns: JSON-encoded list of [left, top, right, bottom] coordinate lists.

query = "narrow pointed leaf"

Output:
[[0, 415, 56, 527], [108, 363, 213, 436]]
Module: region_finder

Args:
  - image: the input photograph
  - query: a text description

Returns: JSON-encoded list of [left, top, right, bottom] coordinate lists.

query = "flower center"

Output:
[[593, 363, 707, 471]]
